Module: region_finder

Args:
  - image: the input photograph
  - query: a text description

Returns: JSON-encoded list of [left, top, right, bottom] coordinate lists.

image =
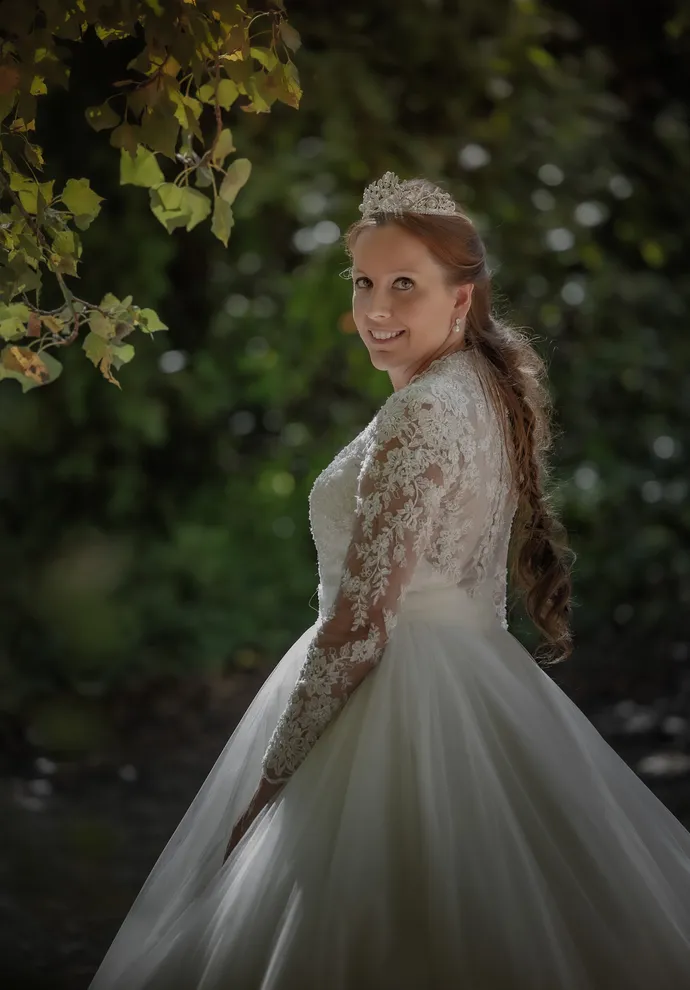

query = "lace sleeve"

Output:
[[260, 388, 464, 785]]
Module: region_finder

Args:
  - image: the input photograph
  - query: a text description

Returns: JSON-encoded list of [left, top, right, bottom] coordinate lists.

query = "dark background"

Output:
[[1, 1, 690, 986]]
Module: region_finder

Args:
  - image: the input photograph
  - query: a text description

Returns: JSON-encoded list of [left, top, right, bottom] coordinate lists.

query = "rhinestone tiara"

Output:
[[359, 171, 458, 219]]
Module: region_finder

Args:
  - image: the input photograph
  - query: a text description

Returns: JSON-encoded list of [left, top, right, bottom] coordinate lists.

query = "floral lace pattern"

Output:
[[261, 350, 517, 785]]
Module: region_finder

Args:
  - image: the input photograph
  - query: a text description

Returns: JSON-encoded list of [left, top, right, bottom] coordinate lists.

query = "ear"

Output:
[[452, 283, 474, 321]]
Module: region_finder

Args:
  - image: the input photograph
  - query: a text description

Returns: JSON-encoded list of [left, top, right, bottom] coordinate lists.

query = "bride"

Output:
[[89, 172, 690, 989]]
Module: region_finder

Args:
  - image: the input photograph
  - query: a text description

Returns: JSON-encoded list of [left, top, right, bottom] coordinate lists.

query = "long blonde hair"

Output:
[[346, 210, 576, 665]]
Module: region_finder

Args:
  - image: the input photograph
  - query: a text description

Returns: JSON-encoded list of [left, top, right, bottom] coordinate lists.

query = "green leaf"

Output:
[[149, 183, 189, 233], [120, 146, 165, 189], [278, 21, 302, 51], [195, 166, 213, 188], [211, 127, 235, 165], [178, 187, 212, 231], [85, 102, 121, 132], [155, 184, 184, 211], [242, 76, 272, 113], [88, 310, 117, 340], [61, 178, 104, 221], [0, 302, 29, 339], [219, 158, 252, 205], [281, 61, 302, 108], [0, 317, 27, 340], [250, 47, 279, 71], [217, 78, 239, 109], [82, 333, 122, 386], [30, 75, 47, 96], [9, 174, 54, 215], [51, 228, 81, 275], [99, 292, 122, 312], [83, 331, 108, 367], [139, 107, 180, 160], [110, 343, 135, 369], [169, 92, 203, 137], [197, 79, 239, 109], [137, 308, 168, 332], [110, 122, 140, 155], [52, 229, 79, 258], [211, 196, 234, 246]]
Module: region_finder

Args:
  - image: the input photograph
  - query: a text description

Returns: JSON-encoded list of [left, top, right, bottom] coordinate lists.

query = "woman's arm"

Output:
[[260, 388, 465, 786]]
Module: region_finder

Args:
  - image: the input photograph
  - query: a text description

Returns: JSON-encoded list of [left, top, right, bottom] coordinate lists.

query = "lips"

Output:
[[369, 328, 406, 343]]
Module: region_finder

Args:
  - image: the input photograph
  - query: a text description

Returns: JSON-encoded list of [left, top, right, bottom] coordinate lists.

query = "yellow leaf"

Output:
[[5, 345, 51, 384], [40, 315, 65, 335]]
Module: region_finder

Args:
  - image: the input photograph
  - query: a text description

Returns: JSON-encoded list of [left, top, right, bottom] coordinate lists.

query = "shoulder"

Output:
[[364, 379, 463, 472], [375, 368, 475, 437]]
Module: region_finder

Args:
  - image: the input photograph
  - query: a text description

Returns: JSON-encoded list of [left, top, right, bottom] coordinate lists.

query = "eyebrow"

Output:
[[352, 267, 421, 275]]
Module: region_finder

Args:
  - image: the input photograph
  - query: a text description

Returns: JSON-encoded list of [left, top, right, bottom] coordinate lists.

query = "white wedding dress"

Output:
[[89, 349, 690, 990]]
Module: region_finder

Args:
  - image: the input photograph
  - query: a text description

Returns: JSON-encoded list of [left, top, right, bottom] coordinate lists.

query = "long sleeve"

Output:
[[260, 388, 464, 785]]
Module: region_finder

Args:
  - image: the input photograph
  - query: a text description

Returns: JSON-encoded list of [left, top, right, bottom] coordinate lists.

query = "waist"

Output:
[[319, 583, 500, 632], [397, 585, 500, 630]]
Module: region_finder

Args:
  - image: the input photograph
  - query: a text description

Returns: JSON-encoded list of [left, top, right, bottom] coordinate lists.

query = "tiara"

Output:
[[359, 171, 458, 219]]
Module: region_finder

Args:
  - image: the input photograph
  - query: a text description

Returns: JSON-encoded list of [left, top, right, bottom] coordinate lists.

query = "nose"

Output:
[[366, 287, 393, 320]]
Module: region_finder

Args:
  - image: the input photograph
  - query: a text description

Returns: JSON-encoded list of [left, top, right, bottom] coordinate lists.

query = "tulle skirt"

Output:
[[89, 591, 690, 990]]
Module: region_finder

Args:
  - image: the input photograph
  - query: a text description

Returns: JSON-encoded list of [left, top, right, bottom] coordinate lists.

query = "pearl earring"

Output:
[[453, 318, 462, 333]]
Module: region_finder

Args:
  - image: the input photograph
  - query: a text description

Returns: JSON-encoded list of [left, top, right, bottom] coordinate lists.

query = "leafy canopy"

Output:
[[0, 0, 301, 389]]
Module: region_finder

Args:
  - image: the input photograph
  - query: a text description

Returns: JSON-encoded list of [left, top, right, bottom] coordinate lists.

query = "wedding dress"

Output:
[[89, 348, 690, 990]]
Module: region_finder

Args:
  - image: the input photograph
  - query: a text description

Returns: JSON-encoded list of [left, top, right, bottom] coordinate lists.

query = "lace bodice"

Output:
[[261, 348, 518, 785]]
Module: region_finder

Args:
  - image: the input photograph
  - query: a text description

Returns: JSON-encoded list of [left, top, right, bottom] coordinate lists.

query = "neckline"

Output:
[[403, 347, 470, 389]]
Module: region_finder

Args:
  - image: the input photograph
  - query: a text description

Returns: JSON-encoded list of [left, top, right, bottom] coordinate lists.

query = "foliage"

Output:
[[0, 0, 301, 389]]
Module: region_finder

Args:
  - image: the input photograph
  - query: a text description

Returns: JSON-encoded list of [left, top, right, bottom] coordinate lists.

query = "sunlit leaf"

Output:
[[219, 157, 252, 204], [250, 47, 279, 71], [30, 76, 47, 96], [89, 310, 117, 340], [111, 342, 136, 369], [211, 127, 236, 165], [137, 308, 168, 332], [149, 183, 189, 232], [61, 178, 104, 220], [179, 187, 212, 230], [120, 146, 165, 188]]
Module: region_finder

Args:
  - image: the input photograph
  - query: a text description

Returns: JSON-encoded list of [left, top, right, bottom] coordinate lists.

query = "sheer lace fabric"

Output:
[[261, 349, 517, 785]]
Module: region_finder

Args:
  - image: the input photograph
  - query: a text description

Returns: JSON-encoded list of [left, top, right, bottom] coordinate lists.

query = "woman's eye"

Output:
[[353, 276, 414, 289]]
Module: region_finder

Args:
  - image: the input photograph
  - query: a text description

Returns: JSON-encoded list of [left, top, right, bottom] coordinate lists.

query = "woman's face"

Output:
[[350, 223, 473, 390]]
